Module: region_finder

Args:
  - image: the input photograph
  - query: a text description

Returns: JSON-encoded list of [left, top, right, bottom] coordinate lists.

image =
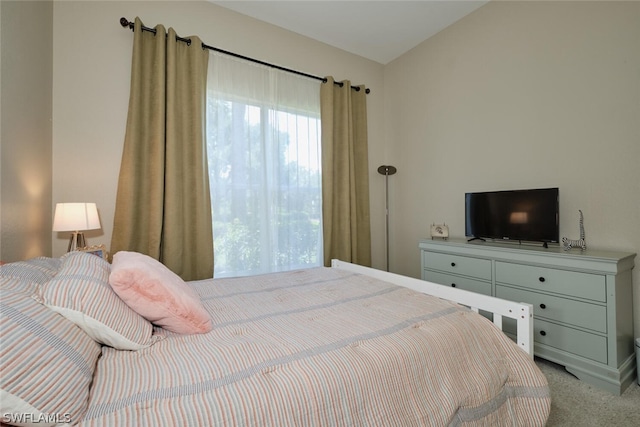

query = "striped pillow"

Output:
[[0, 257, 62, 289], [38, 252, 156, 351], [0, 282, 102, 426]]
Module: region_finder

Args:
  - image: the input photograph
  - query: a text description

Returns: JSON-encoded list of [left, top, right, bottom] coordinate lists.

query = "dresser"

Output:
[[419, 238, 636, 395]]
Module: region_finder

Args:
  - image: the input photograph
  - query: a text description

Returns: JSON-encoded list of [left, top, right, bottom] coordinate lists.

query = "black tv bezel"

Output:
[[464, 187, 559, 245]]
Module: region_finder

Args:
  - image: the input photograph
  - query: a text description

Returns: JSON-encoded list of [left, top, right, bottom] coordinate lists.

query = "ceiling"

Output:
[[211, 1, 489, 64]]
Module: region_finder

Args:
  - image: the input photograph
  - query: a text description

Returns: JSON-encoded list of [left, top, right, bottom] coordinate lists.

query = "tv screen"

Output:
[[465, 188, 559, 244]]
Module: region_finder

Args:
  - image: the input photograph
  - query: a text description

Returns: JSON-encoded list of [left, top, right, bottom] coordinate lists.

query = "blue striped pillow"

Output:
[[0, 281, 102, 425], [0, 257, 61, 289], [38, 252, 157, 351]]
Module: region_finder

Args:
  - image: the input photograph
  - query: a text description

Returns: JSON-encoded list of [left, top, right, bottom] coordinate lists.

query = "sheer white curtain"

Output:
[[206, 52, 322, 277]]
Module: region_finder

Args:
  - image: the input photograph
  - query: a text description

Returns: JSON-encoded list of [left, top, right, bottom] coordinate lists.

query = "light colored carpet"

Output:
[[536, 358, 640, 426]]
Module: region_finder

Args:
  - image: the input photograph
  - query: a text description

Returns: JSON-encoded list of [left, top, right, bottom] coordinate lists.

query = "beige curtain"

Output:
[[111, 18, 213, 281], [320, 77, 371, 267]]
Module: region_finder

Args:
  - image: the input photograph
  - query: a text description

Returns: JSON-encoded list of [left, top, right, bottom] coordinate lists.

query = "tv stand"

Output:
[[466, 237, 485, 243], [418, 238, 636, 395], [468, 237, 550, 248]]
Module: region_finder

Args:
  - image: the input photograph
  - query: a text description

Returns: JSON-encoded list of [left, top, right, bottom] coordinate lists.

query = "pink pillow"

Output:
[[109, 251, 212, 334]]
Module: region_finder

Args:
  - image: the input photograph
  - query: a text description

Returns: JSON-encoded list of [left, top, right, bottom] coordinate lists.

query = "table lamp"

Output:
[[53, 202, 101, 252]]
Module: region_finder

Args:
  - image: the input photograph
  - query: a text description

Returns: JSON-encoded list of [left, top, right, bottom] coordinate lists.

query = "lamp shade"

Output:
[[53, 203, 101, 232]]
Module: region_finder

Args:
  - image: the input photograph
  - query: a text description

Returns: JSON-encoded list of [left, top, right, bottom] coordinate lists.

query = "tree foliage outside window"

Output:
[[206, 66, 322, 278]]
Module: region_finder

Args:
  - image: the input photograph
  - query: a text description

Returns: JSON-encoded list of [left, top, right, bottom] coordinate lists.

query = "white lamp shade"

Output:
[[53, 203, 101, 232]]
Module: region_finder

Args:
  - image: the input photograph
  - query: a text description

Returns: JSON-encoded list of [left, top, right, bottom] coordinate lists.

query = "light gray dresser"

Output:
[[419, 238, 636, 395]]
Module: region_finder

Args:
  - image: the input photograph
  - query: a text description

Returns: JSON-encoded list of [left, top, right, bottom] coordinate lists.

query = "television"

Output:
[[465, 188, 559, 246]]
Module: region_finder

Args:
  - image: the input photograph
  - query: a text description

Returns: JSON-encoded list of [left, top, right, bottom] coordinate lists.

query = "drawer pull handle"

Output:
[[451, 283, 456, 288], [540, 304, 546, 309], [540, 330, 547, 336], [451, 262, 456, 267], [538, 277, 546, 283]]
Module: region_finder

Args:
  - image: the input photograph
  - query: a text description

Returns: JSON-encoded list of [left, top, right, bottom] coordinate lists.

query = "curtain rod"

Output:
[[119, 18, 370, 94]]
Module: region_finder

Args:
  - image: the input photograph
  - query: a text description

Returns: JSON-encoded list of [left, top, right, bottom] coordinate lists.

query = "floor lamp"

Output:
[[377, 165, 397, 272]]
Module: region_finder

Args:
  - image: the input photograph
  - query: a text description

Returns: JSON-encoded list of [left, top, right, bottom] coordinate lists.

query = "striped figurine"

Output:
[[562, 210, 586, 251]]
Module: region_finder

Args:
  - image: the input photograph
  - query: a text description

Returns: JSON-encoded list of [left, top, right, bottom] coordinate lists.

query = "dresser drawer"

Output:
[[503, 318, 608, 364], [495, 262, 606, 302], [425, 270, 492, 296], [496, 285, 607, 333], [535, 319, 608, 364], [422, 252, 491, 281]]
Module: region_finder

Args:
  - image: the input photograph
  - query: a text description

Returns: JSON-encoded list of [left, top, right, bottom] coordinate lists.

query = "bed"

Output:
[[1, 252, 550, 426]]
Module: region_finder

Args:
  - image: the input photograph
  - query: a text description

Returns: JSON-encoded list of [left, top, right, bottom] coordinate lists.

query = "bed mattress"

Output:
[[80, 267, 550, 426]]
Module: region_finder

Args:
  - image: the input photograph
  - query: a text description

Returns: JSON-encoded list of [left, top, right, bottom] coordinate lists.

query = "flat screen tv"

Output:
[[465, 188, 559, 245]]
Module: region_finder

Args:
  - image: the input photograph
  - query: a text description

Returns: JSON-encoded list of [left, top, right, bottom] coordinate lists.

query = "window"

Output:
[[206, 53, 322, 277]]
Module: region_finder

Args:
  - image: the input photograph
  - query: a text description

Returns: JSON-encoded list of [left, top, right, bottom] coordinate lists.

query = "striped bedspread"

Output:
[[80, 267, 550, 426]]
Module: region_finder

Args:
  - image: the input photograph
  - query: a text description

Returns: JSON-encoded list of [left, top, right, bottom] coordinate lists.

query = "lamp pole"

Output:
[[377, 165, 397, 271]]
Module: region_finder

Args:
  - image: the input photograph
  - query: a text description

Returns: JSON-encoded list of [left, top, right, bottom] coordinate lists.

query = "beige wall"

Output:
[[385, 1, 640, 333], [51, 1, 386, 265], [0, 0, 53, 261], [5, 1, 639, 333]]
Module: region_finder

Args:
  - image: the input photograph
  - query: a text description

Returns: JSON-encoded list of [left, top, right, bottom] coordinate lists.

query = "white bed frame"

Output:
[[331, 260, 534, 358]]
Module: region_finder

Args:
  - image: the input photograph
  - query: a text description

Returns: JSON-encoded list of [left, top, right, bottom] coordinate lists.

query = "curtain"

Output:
[[111, 17, 213, 281], [320, 77, 371, 267], [206, 52, 322, 277]]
